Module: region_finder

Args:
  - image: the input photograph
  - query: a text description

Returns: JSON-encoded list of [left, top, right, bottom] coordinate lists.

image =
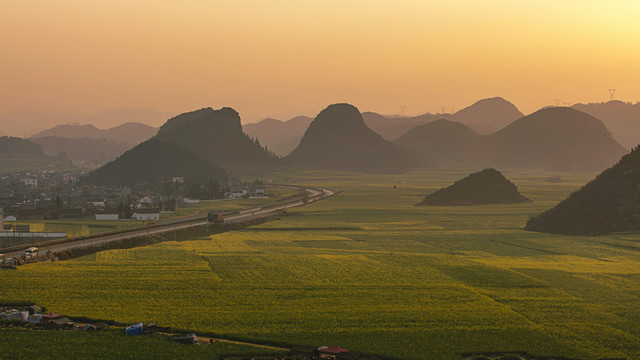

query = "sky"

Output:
[[1, 0, 639, 134]]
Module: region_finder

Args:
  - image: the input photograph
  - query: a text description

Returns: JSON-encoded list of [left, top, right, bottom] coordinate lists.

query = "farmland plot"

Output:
[[1, 169, 639, 359]]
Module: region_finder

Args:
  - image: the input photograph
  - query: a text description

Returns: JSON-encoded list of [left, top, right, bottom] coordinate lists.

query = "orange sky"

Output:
[[1, 0, 639, 131]]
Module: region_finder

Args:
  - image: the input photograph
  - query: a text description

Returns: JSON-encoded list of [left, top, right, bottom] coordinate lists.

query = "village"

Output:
[[0, 170, 266, 225]]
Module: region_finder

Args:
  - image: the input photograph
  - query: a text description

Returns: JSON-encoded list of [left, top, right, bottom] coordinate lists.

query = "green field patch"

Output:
[[517, 268, 640, 303], [544, 323, 640, 359], [429, 256, 549, 289], [477, 255, 640, 274]]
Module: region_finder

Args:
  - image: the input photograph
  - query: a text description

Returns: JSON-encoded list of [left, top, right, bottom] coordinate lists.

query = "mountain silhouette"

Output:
[[451, 97, 524, 134], [156, 107, 280, 167], [394, 119, 482, 165], [83, 138, 227, 187], [32, 124, 103, 139], [417, 168, 529, 205], [31, 136, 131, 165], [243, 116, 312, 156], [363, 97, 523, 140], [489, 107, 626, 171], [396, 107, 626, 171], [286, 103, 423, 173], [525, 146, 640, 235], [32, 122, 157, 145], [572, 100, 640, 149]]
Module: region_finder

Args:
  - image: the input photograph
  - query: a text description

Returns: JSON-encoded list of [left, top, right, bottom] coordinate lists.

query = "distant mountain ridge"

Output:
[[243, 116, 313, 156], [31, 136, 131, 165], [286, 103, 423, 173], [572, 100, 640, 149], [395, 107, 626, 171], [32, 122, 158, 145], [243, 97, 524, 152], [525, 146, 640, 235], [364, 97, 524, 140]]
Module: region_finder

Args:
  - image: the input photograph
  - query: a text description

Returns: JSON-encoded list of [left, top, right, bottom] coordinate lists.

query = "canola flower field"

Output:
[[1, 168, 640, 359]]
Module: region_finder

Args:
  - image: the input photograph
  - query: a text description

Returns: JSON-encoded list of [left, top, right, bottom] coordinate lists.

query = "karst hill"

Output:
[[286, 103, 423, 173], [489, 107, 626, 171], [156, 107, 280, 167], [525, 146, 640, 236], [83, 138, 227, 187], [417, 168, 529, 205]]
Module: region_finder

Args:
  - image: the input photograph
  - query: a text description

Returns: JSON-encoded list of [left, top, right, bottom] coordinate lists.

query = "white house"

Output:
[[131, 210, 159, 221]]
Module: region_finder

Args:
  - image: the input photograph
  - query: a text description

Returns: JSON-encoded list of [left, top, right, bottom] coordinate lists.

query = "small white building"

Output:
[[95, 213, 119, 221], [171, 177, 184, 183], [23, 178, 38, 187], [131, 211, 159, 221]]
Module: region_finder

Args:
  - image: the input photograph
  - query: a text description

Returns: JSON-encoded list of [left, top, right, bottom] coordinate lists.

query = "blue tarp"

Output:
[[125, 323, 143, 336]]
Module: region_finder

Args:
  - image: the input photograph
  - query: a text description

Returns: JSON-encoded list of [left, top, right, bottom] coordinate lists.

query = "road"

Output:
[[2, 186, 333, 259]]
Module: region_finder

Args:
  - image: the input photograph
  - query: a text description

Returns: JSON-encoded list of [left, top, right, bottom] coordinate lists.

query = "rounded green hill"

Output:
[[525, 146, 640, 235], [418, 168, 529, 205]]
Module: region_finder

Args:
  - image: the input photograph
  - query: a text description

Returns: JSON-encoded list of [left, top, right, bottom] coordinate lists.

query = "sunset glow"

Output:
[[1, 0, 639, 131]]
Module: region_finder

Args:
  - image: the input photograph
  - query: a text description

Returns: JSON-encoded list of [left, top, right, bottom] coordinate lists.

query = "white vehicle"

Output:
[[23, 247, 38, 260]]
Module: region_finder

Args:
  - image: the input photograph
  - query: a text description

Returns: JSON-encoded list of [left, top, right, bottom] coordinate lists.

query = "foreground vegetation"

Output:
[[1, 168, 639, 359], [0, 327, 286, 360]]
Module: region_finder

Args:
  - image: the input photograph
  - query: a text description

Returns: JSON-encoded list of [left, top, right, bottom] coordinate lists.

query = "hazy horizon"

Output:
[[2, 1, 639, 136]]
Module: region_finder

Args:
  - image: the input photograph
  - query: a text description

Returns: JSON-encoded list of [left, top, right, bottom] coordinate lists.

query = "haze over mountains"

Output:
[[243, 97, 523, 155], [30, 137, 131, 165], [0, 108, 169, 137], [364, 97, 525, 140], [27, 122, 158, 165], [571, 100, 640, 149], [31, 122, 158, 145], [243, 116, 312, 156], [396, 107, 626, 171], [286, 103, 422, 173]]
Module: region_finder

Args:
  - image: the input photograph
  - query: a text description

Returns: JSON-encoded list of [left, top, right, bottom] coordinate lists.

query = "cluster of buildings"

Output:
[[0, 170, 267, 224]]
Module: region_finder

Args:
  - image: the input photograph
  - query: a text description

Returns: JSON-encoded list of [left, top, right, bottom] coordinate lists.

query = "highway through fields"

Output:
[[2, 186, 334, 259]]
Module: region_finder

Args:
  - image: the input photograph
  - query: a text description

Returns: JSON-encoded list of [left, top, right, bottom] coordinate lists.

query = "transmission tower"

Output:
[[440, 105, 446, 114], [554, 99, 561, 106], [400, 106, 406, 115], [608, 89, 616, 101]]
